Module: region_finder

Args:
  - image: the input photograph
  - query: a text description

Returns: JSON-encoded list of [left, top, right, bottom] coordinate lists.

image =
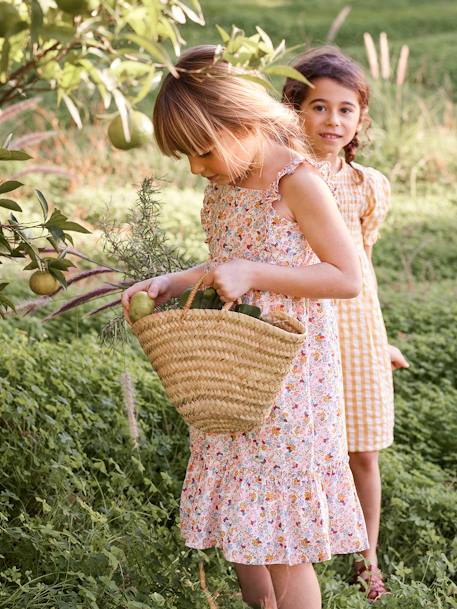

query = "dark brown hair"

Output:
[[282, 46, 370, 174]]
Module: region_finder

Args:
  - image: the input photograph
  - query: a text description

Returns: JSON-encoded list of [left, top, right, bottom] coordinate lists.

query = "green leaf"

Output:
[[123, 34, 178, 77], [177, 0, 205, 26], [35, 190, 49, 222], [0, 199, 22, 212], [0, 229, 12, 253], [216, 24, 230, 44], [62, 232, 74, 245], [60, 221, 91, 234], [39, 24, 74, 44], [132, 67, 161, 105], [22, 259, 39, 271], [46, 258, 76, 271], [263, 65, 311, 85], [21, 241, 41, 266], [237, 72, 275, 92], [0, 283, 8, 292], [48, 267, 67, 288], [255, 26, 273, 51], [0, 148, 32, 161], [31, 0, 44, 44], [45, 209, 68, 229], [0, 39, 10, 80], [0, 181, 23, 194], [48, 226, 65, 243], [62, 94, 82, 129]]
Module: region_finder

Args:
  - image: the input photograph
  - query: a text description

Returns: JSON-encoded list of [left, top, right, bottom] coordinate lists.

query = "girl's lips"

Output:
[[319, 133, 343, 140]]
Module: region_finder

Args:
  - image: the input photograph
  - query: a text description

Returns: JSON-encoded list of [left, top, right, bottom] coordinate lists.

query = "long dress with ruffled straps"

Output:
[[180, 157, 368, 565]]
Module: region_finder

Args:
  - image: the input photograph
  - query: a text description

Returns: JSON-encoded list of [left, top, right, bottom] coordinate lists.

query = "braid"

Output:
[[344, 134, 359, 165], [344, 133, 364, 183]]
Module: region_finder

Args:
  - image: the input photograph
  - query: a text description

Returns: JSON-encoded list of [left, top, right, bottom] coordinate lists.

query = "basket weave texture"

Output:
[[132, 286, 306, 434]]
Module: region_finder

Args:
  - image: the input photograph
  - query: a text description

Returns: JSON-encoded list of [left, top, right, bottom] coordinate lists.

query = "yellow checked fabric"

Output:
[[334, 162, 394, 452]]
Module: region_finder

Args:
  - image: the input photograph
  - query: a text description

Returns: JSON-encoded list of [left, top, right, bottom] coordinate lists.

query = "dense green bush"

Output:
[[1, 313, 456, 608], [0, 331, 220, 608]]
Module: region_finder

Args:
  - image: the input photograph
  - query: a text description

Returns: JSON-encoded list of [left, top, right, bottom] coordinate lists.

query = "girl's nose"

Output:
[[188, 156, 204, 175], [327, 111, 341, 126]]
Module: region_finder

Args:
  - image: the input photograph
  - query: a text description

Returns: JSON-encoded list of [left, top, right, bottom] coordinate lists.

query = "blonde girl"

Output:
[[123, 45, 368, 609], [283, 46, 409, 601]]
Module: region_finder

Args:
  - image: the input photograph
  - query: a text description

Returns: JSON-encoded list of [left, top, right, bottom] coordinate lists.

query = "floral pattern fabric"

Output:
[[180, 158, 368, 565]]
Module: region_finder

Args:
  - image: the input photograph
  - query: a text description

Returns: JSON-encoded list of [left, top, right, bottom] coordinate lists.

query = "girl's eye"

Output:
[[313, 105, 326, 112], [341, 107, 353, 114], [199, 149, 213, 158]]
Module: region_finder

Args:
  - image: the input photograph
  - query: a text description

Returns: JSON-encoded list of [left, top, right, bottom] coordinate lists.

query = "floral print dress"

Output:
[[180, 158, 368, 565]]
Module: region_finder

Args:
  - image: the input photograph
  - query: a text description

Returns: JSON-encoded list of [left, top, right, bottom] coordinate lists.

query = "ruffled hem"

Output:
[[181, 537, 368, 566], [180, 458, 368, 565]]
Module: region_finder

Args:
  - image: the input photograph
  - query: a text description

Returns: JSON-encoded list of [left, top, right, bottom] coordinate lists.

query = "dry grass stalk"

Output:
[[326, 5, 352, 43], [198, 561, 219, 609], [364, 33, 379, 79], [11, 164, 77, 181], [120, 371, 139, 448], [380, 32, 391, 80], [0, 97, 41, 125], [396, 44, 409, 87]]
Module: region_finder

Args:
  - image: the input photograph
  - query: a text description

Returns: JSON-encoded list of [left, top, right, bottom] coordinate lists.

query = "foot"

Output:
[[353, 564, 388, 602]]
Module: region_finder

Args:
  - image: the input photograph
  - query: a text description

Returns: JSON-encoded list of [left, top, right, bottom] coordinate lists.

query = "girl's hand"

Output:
[[122, 276, 173, 323], [206, 259, 254, 302], [388, 344, 410, 370]]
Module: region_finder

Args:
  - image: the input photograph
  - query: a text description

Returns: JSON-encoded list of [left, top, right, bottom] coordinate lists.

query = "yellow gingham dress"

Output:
[[334, 161, 394, 452]]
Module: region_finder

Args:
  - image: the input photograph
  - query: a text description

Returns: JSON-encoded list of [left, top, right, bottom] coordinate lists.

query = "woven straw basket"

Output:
[[132, 277, 306, 434]]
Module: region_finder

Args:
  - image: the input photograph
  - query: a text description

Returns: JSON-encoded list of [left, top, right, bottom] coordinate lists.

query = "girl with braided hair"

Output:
[[282, 46, 409, 601]]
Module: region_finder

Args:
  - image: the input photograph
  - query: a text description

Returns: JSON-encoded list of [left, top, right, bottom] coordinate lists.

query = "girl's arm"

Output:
[[208, 168, 362, 301], [121, 262, 208, 317]]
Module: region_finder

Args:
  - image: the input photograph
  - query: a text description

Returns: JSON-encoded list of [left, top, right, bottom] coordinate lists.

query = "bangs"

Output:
[[153, 76, 219, 158]]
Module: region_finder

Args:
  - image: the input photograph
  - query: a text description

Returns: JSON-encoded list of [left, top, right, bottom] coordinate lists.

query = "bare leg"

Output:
[[348, 450, 381, 567], [233, 563, 278, 609], [268, 563, 321, 609]]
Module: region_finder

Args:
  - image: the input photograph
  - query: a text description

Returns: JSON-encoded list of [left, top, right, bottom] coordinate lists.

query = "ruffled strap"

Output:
[[266, 157, 336, 202]]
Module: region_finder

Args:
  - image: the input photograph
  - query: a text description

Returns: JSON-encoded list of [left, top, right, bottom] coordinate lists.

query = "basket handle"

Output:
[[182, 273, 234, 313]]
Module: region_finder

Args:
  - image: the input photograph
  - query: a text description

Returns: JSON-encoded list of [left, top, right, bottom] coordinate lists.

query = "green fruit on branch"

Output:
[[55, 0, 99, 15], [108, 111, 153, 150], [0, 2, 24, 37], [29, 271, 59, 295], [129, 291, 155, 323]]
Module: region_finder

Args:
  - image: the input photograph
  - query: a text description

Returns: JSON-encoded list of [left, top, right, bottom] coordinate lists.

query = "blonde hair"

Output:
[[153, 45, 310, 180]]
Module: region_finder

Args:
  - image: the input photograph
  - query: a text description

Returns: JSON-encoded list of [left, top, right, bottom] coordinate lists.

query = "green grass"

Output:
[[183, 0, 457, 88]]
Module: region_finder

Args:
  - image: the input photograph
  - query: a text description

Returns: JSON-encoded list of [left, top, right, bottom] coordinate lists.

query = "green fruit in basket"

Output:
[[201, 287, 218, 309], [130, 291, 155, 323], [190, 290, 203, 309], [178, 288, 192, 308], [235, 304, 262, 319], [212, 292, 225, 310]]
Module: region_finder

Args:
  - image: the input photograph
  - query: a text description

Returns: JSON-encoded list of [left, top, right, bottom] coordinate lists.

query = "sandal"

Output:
[[353, 564, 388, 602]]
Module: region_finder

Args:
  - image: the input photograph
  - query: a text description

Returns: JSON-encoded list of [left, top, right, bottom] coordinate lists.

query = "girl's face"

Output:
[[186, 131, 259, 185], [299, 77, 363, 159]]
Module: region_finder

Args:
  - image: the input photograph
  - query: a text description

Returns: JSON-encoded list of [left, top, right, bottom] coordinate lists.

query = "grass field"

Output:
[[1, 1, 457, 607]]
